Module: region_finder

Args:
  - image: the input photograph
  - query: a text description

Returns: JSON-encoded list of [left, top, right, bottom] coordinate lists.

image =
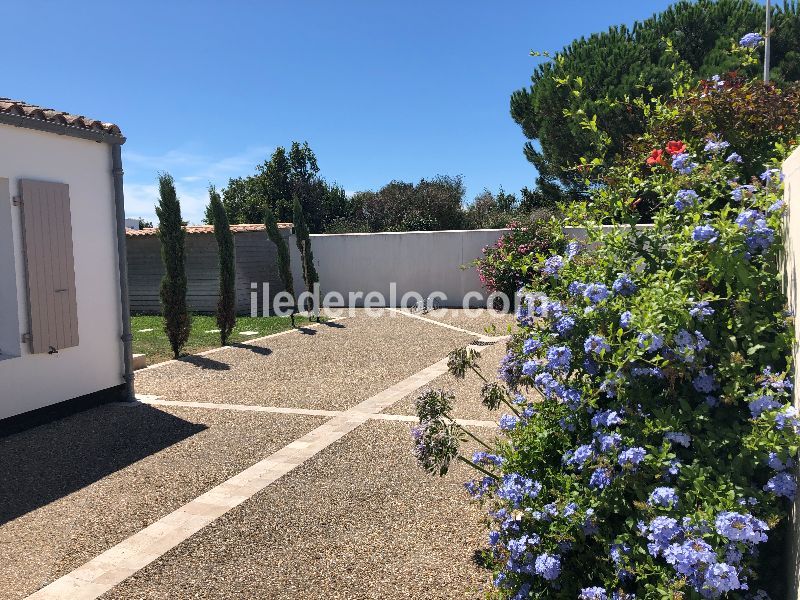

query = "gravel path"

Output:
[[0, 404, 325, 599], [103, 420, 489, 600], [388, 337, 511, 421], [8, 310, 503, 599], [135, 313, 475, 412]]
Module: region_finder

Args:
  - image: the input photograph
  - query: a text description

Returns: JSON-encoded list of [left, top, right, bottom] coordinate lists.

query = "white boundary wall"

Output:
[[289, 228, 510, 307], [0, 125, 123, 420], [285, 225, 652, 308]]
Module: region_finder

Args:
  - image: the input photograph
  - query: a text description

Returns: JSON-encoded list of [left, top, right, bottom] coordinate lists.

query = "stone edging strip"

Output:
[[386, 307, 503, 338], [136, 397, 498, 429], [26, 339, 495, 600]]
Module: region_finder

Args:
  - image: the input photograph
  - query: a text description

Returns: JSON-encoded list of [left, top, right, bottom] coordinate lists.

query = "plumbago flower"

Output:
[[412, 68, 799, 599]]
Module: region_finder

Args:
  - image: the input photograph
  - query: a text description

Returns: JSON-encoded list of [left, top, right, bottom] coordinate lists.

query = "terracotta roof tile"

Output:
[[126, 223, 293, 237], [0, 98, 123, 137]]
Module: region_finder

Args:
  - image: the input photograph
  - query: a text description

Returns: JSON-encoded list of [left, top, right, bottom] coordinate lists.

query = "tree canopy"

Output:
[[342, 175, 467, 233], [511, 0, 800, 204], [205, 141, 347, 233]]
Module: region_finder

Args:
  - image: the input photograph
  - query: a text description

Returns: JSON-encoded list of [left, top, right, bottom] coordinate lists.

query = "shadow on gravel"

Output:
[[183, 354, 231, 370], [472, 548, 493, 569], [296, 327, 318, 335], [230, 343, 273, 357], [0, 403, 206, 525], [320, 321, 346, 329]]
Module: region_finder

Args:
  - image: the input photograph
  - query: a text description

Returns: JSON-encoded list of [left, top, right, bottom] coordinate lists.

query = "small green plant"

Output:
[[208, 185, 236, 345], [155, 172, 191, 359], [265, 201, 296, 326]]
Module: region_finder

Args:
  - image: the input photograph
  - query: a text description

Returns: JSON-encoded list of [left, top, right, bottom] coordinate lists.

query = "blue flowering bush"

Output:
[[413, 40, 799, 600]]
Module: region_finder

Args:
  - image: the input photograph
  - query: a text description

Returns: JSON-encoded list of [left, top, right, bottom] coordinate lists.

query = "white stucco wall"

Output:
[[288, 229, 510, 307], [0, 124, 123, 420], [285, 225, 654, 310]]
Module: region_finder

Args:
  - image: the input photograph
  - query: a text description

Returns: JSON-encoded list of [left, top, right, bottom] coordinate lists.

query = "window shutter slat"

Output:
[[19, 180, 79, 354]]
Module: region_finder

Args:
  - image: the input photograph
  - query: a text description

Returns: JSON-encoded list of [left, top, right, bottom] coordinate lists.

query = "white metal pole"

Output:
[[764, 0, 772, 83]]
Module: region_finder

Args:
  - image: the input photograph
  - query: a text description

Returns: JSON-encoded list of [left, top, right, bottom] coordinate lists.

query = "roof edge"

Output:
[[0, 112, 126, 145]]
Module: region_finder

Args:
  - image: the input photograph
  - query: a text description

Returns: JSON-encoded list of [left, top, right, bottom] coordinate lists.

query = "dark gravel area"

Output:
[[0, 403, 325, 599], [134, 313, 475, 412], [103, 420, 490, 600], [388, 338, 512, 422]]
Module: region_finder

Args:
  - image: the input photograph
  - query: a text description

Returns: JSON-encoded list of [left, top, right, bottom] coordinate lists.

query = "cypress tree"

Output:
[[265, 201, 296, 326], [293, 195, 319, 320], [156, 173, 191, 358], [209, 185, 236, 345]]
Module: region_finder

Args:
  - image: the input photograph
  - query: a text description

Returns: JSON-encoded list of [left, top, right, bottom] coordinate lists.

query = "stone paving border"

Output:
[[386, 307, 489, 337], [27, 337, 499, 600], [138, 397, 498, 429]]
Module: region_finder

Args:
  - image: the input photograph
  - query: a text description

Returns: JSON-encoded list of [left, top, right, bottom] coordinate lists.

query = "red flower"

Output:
[[665, 140, 686, 155], [646, 149, 665, 166]]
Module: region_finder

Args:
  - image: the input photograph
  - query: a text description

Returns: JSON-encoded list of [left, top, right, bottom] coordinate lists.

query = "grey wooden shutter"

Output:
[[19, 179, 79, 354]]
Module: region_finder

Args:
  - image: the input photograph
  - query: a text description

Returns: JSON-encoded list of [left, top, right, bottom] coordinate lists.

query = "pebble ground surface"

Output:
[[0, 405, 325, 598], [3, 310, 512, 599], [134, 312, 476, 411], [103, 422, 488, 600]]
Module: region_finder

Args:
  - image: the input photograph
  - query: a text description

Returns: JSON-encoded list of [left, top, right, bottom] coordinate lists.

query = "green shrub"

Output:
[[155, 173, 191, 359], [416, 41, 800, 599], [293, 195, 319, 319], [475, 218, 565, 310], [209, 185, 236, 345], [587, 71, 800, 222], [265, 201, 296, 326]]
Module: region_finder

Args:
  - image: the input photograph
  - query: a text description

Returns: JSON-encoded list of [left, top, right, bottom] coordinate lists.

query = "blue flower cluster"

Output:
[[735, 208, 774, 255], [689, 300, 714, 321], [739, 32, 763, 48], [704, 139, 730, 154], [672, 152, 697, 174], [674, 189, 699, 212], [612, 274, 637, 297], [584, 283, 610, 304], [542, 255, 564, 277], [692, 224, 718, 244], [731, 184, 756, 202], [648, 487, 679, 509]]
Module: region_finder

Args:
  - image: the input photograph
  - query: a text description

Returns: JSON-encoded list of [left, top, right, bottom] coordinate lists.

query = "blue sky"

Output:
[[6, 0, 681, 224]]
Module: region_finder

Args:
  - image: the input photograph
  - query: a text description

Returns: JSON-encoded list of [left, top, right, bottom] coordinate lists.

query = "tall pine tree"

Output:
[[156, 173, 191, 358], [265, 202, 296, 326], [293, 195, 319, 320], [511, 0, 800, 204], [209, 185, 236, 345]]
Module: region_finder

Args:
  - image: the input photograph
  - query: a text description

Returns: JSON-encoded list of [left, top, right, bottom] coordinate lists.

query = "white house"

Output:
[[0, 99, 133, 425]]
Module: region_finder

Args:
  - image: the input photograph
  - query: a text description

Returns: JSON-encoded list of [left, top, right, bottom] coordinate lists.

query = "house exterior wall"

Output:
[[0, 124, 122, 421], [127, 229, 285, 315], [0, 178, 20, 358]]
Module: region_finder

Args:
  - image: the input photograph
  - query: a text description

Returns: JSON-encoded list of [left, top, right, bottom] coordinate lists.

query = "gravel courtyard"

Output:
[[1, 309, 515, 599]]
